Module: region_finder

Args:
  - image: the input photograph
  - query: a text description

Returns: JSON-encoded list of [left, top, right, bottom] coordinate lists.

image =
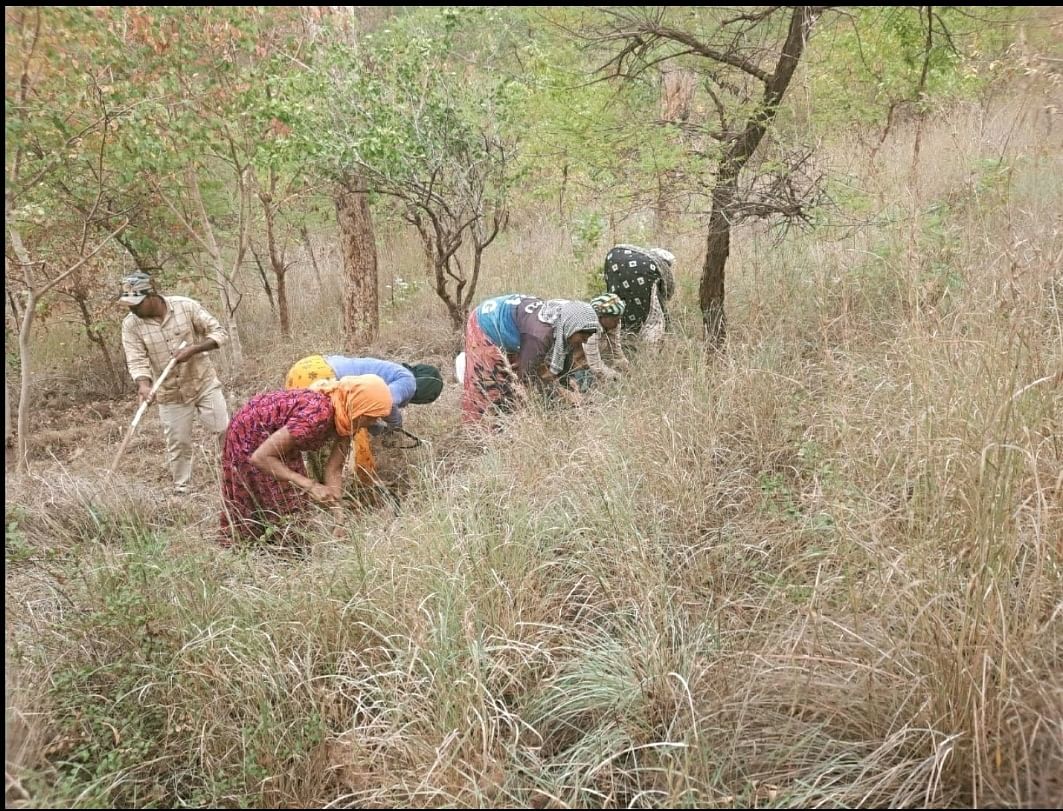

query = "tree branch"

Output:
[[25, 218, 129, 299]]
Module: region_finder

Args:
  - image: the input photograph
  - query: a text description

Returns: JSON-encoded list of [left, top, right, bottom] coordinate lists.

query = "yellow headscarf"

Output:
[[285, 354, 336, 390], [309, 374, 392, 437]]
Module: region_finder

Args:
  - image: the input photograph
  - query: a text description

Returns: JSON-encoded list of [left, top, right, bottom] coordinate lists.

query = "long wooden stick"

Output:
[[109, 340, 188, 474]]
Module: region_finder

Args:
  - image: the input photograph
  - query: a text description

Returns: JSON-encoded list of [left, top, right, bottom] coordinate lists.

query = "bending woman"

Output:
[[219, 374, 392, 544], [284, 355, 443, 481], [581, 293, 629, 382], [461, 293, 600, 424]]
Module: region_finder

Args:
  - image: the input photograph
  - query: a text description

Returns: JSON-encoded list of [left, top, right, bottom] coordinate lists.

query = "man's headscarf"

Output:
[[309, 374, 392, 437], [537, 300, 601, 375]]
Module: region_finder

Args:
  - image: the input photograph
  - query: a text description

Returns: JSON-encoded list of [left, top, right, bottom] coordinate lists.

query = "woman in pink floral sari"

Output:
[[219, 376, 391, 545]]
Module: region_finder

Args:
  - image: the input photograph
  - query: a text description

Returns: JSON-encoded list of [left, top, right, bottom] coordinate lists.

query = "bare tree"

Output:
[[7, 223, 127, 471], [589, 6, 826, 346], [309, 17, 514, 333], [5, 7, 129, 469], [364, 133, 510, 330]]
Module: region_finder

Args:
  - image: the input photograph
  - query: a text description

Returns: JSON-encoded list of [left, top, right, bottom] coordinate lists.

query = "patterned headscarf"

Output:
[[590, 293, 625, 316], [648, 248, 675, 269], [309, 374, 392, 437], [648, 248, 677, 301], [537, 300, 601, 375], [535, 299, 565, 325]]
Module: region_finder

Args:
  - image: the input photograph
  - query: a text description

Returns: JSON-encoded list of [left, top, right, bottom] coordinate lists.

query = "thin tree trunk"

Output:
[[5, 367, 11, 451], [5, 299, 18, 455], [275, 268, 289, 337], [74, 292, 121, 393], [300, 225, 324, 292], [435, 256, 465, 330], [250, 242, 277, 315], [262, 189, 291, 337], [698, 6, 817, 347], [7, 288, 21, 335], [8, 228, 36, 471], [16, 291, 34, 471], [335, 180, 379, 350]]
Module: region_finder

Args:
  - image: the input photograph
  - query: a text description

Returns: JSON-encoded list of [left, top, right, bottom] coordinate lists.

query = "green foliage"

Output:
[[288, 13, 516, 207], [5, 507, 32, 564], [572, 211, 607, 264], [490, 9, 683, 216], [806, 7, 1018, 133], [569, 211, 609, 297]]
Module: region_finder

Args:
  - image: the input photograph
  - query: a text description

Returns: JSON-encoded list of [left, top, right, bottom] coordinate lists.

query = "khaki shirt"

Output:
[[121, 295, 227, 405]]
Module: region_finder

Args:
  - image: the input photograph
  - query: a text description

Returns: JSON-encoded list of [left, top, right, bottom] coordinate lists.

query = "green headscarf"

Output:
[[403, 363, 444, 404]]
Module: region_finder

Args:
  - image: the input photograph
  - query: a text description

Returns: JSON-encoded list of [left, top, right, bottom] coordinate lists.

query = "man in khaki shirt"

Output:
[[119, 272, 230, 494]]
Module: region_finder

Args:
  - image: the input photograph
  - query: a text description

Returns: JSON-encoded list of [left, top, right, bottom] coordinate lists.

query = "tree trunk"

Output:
[[697, 6, 817, 348], [335, 181, 379, 350], [8, 230, 36, 472], [7, 288, 21, 335], [300, 225, 324, 292], [250, 242, 277, 315], [16, 288, 35, 472], [74, 292, 122, 393], [431, 252, 466, 331], [262, 197, 291, 337], [207, 255, 245, 376], [5, 367, 11, 451], [275, 268, 290, 338], [700, 185, 733, 347]]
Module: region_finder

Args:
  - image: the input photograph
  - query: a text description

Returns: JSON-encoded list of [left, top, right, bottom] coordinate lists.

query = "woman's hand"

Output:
[[307, 482, 338, 505]]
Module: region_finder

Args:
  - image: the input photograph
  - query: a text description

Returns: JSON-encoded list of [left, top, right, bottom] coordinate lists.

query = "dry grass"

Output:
[[5, 86, 1063, 808]]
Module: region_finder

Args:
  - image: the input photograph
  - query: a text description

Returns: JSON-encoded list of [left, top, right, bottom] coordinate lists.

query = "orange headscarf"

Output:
[[309, 374, 392, 437]]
